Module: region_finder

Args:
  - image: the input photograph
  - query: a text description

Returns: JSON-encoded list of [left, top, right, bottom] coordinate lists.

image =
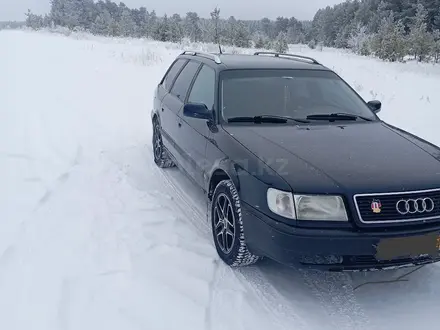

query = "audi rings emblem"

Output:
[[396, 198, 435, 215]]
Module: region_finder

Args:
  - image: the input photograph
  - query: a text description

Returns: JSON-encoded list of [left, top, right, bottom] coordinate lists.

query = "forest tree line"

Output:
[[24, 0, 440, 63], [24, 0, 298, 53], [0, 21, 26, 29], [309, 0, 440, 62]]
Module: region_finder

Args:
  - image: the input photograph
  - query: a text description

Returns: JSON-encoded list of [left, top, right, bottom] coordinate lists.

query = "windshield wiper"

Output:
[[306, 113, 373, 121], [228, 115, 309, 124]]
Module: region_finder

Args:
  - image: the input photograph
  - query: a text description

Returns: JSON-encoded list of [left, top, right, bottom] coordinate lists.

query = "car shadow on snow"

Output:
[[124, 143, 440, 329], [162, 162, 440, 329], [250, 258, 440, 329]]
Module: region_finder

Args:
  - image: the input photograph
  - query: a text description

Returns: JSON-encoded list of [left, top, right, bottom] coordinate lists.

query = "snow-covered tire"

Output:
[[152, 118, 175, 168], [211, 179, 260, 267]]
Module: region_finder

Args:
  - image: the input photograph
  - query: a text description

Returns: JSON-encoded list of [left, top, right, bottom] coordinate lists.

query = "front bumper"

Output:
[[242, 203, 440, 271]]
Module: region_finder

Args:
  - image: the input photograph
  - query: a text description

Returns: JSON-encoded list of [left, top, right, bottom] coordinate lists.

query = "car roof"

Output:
[[177, 51, 331, 72]]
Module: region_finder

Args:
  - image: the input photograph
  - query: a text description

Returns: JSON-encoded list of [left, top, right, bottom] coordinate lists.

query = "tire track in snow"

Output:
[[235, 266, 309, 329], [145, 148, 307, 330], [34, 146, 82, 211], [299, 269, 371, 330], [144, 142, 374, 330], [2, 153, 34, 161], [0, 246, 16, 273], [56, 278, 73, 330], [204, 259, 220, 330], [88, 142, 371, 330]]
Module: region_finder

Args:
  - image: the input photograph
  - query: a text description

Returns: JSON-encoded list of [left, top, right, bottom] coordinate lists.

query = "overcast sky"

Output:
[[1, 0, 342, 22]]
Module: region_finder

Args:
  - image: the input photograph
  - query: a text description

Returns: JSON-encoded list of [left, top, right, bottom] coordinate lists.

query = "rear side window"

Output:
[[188, 64, 216, 110], [170, 60, 201, 102], [162, 59, 186, 91]]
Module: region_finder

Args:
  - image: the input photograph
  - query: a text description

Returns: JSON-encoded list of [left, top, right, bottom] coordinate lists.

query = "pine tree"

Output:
[[198, 18, 212, 43], [285, 17, 304, 44], [43, 14, 52, 28], [419, 0, 440, 31], [309, 9, 325, 43], [389, 19, 408, 61], [210, 7, 221, 44], [409, 3, 432, 61], [254, 34, 265, 48], [372, 12, 407, 62], [273, 31, 288, 53], [185, 12, 202, 42], [169, 14, 184, 43], [431, 30, 440, 62], [274, 17, 289, 36], [146, 11, 158, 38], [435, 10, 440, 31], [80, 0, 97, 30], [359, 37, 372, 56], [348, 24, 369, 54], [63, 0, 82, 29], [118, 9, 136, 37], [252, 33, 263, 48], [92, 9, 114, 35], [260, 17, 274, 39], [25, 9, 44, 29], [136, 7, 149, 37], [355, 0, 374, 28], [225, 16, 237, 45], [50, 0, 67, 27], [152, 15, 172, 41], [234, 21, 251, 48], [334, 24, 353, 48], [308, 39, 317, 49]]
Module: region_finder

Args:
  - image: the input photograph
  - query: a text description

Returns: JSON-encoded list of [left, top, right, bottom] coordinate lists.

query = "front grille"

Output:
[[354, 189, 440, 224]]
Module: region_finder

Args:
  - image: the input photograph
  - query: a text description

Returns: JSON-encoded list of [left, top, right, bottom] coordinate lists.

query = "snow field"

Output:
[[1, 29, 440, 330]]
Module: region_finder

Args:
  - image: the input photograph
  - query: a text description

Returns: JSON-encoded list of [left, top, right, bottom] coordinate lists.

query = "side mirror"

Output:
[[183, 102, 212, 120], [367, 100, 382, 113]]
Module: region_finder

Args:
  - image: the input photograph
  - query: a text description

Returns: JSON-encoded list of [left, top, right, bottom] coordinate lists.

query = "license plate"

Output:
[[375, 232, 440, 261]]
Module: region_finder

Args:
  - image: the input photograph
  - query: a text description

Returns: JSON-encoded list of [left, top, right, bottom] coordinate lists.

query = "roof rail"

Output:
[[254, 51, 320, 65], [180, 50, 222, 64]]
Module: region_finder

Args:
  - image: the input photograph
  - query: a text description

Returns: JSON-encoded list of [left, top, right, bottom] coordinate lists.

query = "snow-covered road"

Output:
[[2, 30, 440, 330]]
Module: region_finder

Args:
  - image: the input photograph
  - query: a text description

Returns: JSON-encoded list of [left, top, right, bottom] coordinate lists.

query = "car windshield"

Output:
[[220, 69, 377, 122]]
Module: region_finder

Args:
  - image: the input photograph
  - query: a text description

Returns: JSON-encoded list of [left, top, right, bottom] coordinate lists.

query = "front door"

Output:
[[178, 64, 216, 190], [166, 59, 202, 172]]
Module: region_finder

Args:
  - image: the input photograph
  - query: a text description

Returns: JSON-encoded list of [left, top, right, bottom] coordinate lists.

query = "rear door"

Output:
[[156, 59, 187, 157], [162, 60, 202, 169], [177, 64, 216, 189]]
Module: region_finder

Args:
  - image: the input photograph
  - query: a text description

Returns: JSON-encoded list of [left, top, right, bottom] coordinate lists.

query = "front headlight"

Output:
[[267, 189, 348, 221], [294, 195, 348, 221], [267, 188, 296, 219]]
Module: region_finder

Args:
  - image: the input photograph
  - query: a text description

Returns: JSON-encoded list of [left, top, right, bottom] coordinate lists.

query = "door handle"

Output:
[[178, 122, 182, 127], [161, 108, 164, 112]]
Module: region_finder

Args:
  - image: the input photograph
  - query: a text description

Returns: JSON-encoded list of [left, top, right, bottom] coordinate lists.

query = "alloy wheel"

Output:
[[213, 193, 236, 254], [153, 123, 162, 160]]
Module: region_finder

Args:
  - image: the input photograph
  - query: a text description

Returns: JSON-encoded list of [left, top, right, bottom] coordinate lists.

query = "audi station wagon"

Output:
[[151, 50, 440, 271]]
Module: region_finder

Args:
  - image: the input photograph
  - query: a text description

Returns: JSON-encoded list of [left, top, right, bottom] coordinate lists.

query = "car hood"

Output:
[[223, 122, 440, 194]]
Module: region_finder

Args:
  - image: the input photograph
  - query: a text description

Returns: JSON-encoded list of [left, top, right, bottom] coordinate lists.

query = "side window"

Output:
[[170, 61, 201, 102], [188, 64, 216, 110], [162, 59, 187, 91]]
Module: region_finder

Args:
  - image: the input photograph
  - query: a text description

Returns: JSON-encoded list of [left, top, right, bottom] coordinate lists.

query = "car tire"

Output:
[[152, 119, 175, 168], [211, 179, 261, 267]]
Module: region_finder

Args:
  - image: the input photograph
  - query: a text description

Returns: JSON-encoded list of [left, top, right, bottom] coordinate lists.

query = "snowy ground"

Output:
[[2, 29, 440, 330]]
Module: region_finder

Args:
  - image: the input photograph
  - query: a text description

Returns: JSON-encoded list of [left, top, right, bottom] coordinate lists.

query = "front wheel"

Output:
[[211, 180, 260, 267]]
